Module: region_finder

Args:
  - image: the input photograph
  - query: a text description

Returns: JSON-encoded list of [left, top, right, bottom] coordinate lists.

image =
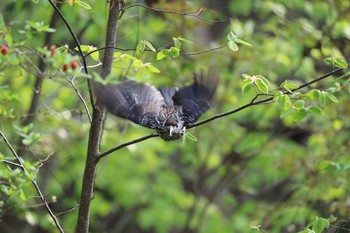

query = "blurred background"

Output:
[[1, 0, 350, 232]]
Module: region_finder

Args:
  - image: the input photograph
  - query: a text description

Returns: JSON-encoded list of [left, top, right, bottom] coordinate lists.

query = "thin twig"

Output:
[[47, 0, 93, 106], [127, 3, 228, 23], [84, 45, 226, 59], [0, 130, 64, 233], [188, 67, 345, 129], [97, 133, 158, 160], [65, 75, 92, 123]]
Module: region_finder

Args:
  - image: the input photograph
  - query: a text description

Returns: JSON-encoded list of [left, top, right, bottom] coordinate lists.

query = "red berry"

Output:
[[1, 45, 9, 55], [71, 61, 79, 70], [63, 64, 69, 71], [50, 45, 56, 56]]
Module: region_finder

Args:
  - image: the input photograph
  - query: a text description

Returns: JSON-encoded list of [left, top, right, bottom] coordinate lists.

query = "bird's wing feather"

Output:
[[94, 80, 165, 129], [173, 72, 218, 125], [159, 87, 177, 106]]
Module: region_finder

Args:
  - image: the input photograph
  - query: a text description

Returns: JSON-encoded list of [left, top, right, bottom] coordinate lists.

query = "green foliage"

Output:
[[1, 1, 350, 233], [227, 31, 252, 52], [241, 74, 270, 94], [298, 217, 330, 233]]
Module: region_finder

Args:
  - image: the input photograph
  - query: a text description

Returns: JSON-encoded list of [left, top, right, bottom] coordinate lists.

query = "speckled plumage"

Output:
[[94, 73, 218, 141]]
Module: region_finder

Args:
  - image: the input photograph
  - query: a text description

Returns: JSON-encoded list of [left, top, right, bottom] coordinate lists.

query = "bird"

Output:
[[93, 72, 218, 141]]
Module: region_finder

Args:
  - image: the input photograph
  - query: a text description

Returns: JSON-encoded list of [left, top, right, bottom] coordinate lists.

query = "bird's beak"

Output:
[[169, 126, 175, 136]]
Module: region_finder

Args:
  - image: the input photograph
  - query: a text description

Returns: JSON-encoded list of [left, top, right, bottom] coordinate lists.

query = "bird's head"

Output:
[[156, 106, 185, 141]]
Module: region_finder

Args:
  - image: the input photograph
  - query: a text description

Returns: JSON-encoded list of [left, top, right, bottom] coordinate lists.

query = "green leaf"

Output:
[[306, 89, 320, 100], [228, 41, 238, 51], [241, 80, 252, 94], [318, 160, 333, 170], [280, 108, 294, 118], [132, 59, 143, 68], [307, 106, 322, 115], [78, 45, 99, 61], [235, 38, 252, 47], [78, 0, 92, 10], [279, 94, 292, 110], [145, 64, 160, 73], [227, 31, 237, 41], [136, 40, 146, 55], [156, 49, 169, 60], [312, 217, 325, 233], [323, 91, 338, 103], [182, 132, 198, 145], [318, 92, 326, 107], [281, 81, 299, 93], [169, 47, 180, 58], [255, 79, 269, 93], [294, 100, 305, 110], [177, 37, 193, 44], [324, 57, 348, 69], [293, 109, 307, 122], [173, 37, 182, 49], [144, 40, 156, 52]]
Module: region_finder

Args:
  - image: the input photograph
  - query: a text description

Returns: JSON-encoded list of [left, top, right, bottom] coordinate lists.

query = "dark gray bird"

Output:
[[94, 72, 218, 141]]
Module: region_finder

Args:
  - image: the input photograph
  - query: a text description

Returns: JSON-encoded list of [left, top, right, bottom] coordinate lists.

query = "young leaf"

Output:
[[169, 47, 180, 58], [306, 89, 320, 100], [227, 31, 237, 41], [280, 108, 294, 118], [307, 106, 322, 115], [144, 40, 156, 52], [145, 64, 160, 73], [241, 80, 252, 94], [177, 37, 193, 44], [318, 92, 326, 107], [235, 38, 252, 47], [323, 91, 338, 103], [294, 100, 305, 110], [78, 1, 92, 10], [228, 41, 238, 51], [173, 37, 182, 49], [255, 79, 269, 93], [312, 217, 325, 233], [182, 132, 198, 145], [281, 81, 299, 93], [293, 109, 307, 122], [156, 49, 169, 60], [136, 40, 146, 55]]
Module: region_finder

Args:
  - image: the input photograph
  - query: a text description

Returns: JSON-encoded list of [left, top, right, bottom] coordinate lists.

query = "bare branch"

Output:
[[0, 130, 64, 233], [65, 75, 92, 123], [47, 0, 93, 105], [97, 133, 158, 160], [127, 3, 228, 23]]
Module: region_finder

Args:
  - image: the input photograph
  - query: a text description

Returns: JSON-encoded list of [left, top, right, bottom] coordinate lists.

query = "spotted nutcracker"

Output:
[[94, 72, 218, 141]]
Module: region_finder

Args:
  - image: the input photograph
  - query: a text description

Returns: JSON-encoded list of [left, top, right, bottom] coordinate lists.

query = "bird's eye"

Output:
[[165, 118, 177, 126]]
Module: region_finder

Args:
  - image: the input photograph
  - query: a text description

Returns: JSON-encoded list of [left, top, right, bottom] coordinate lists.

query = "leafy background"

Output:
[[0, 0, 350, 233]]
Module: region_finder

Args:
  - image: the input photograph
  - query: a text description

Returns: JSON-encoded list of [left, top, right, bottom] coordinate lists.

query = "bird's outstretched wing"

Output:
[[172, 72, 218, 125], [94, 81, 166, 129]]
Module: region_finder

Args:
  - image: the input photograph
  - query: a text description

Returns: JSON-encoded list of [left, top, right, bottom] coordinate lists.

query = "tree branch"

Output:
[[97, 133, 158, 161], [188, 67, 345, 129], [47, 0, 93, 106], [97, 67, 346, 159], [76, 1, 121, 232], [0, 130, 64, 233], [127, 3, 228, 23]]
